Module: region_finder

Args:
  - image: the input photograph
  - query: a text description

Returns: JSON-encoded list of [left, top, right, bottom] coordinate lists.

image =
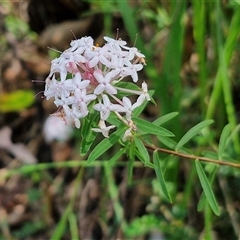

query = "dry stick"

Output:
[[144, 144, 240, 169]]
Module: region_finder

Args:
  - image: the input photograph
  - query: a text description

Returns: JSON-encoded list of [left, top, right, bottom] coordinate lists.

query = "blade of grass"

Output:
[[68, 212, 79, 240], [205, 3, 240, 153], [158, 0, 186, 138], [192, 0, 207, 114], [116, 0, 160, 107]]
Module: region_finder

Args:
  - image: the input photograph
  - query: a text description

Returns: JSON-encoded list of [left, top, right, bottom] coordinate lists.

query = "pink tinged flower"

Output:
[[93, 70, 118, 95], [66, 61, 78, 74], [82, 70, 98, 87], [91, 120, 115, 138]]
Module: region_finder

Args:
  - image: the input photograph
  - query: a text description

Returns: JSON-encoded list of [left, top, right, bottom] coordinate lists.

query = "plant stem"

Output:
[[144, 144, 240, 169]]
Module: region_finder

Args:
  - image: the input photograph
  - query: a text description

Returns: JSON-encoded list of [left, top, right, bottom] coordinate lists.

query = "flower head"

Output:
[[43, 35, 149, 138]]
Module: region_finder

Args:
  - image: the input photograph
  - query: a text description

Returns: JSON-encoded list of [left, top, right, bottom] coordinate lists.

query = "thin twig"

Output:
[[144, 144, 240, 169]]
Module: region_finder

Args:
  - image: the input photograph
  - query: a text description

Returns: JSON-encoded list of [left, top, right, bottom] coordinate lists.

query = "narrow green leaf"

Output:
[[80, 132, 97, 156], [157, 136, 177, 149], [108, 148, 125, 165], [87, 128, 125, 163], [107, 113, 124, 128], [197, 164, 218, 212], [135, 151, 155, 168], [195, 160, 220, 215], [115, 81, 140, 90], [218, 123, 231, 159], [153, 112, 179, 126], [153, 151, 172, 202], [133, 117, 174, 137], [134, 138, 150, 166], [115, 82, 140, 98], [81, 111, 98, 138], [175, 120, 213, 151]]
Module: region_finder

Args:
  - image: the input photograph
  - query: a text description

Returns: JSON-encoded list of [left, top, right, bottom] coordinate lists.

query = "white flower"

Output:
[[73, 72, 90, 90], [87, 45, 109, 67], [63, 105, 81, 128], [103, 36, 127, 51], [122, 96, 142, 120], [70, 36, 94, 52], [44, 76, 74, 101], [141, 81, 151, 101], [93, 70, 118, 95], [92, 120, 115, 138], [94, 94, 125, 121], [124, 46, 145, 62], [123, 62, 143, 82]]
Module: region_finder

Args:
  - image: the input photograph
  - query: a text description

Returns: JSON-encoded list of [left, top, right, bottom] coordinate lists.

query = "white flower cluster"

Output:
[[44, 36, 150, 138]]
